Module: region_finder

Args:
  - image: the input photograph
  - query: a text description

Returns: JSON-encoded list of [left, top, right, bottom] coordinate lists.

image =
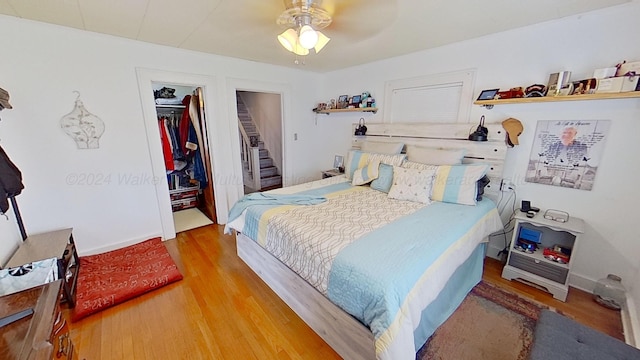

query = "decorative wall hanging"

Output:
[[60, 91, 105, 149], [525, 120, 610, 191]]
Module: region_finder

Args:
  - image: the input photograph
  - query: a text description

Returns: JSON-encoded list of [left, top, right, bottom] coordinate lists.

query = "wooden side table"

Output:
[[6, 228, 79, 307], [0, 280, 76, 359]]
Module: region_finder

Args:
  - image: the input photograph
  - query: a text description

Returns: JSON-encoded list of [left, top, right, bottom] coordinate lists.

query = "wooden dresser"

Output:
[[6, 228, 79, 307], [0, 280, 76, 360]]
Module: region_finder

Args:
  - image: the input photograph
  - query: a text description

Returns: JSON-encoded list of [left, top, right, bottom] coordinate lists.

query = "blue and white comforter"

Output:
[[225, 177, 503, 360]]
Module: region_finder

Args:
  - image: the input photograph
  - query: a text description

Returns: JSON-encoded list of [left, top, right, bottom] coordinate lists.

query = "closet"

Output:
[[153, 83, 216, 231]]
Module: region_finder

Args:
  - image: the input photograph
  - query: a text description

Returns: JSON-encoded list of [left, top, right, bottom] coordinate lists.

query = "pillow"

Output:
[[405, 145, 465, 165], [360, 140, 404, 155], [344, 150, 406, 179], [352, 159, 381, 186], [401, 160, 438, 171], [387, 166, 436, 204], [370, 163, 394, 193], [431, 164, 489, 205]]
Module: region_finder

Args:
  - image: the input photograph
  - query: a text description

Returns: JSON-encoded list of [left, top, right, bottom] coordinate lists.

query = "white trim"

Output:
[[382, 69, 476, 124], [79, 233, 162, 256], [136, 68, 235, 238], [623, 295, 639, 347]]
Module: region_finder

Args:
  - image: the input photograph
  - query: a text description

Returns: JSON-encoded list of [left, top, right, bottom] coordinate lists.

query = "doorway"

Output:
[[137, 69, 244, 241], [236, 90, 284, 194], [153, 83, 216, 233]]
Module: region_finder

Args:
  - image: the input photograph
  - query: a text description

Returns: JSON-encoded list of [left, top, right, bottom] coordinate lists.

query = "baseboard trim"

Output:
[[567, 272, 594, 293], [80, 233, 163, 256]]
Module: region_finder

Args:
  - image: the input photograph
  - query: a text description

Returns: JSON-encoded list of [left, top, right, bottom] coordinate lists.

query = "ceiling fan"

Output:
[[274, 0, 397, 60]]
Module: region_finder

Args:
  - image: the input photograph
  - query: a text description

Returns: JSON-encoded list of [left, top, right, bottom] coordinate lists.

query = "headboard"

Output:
[[351, 122, 507, 197]]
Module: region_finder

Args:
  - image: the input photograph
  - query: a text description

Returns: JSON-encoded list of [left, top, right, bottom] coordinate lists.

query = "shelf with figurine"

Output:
[[475, 61, 640, 107], [313, 91, 378, 114]]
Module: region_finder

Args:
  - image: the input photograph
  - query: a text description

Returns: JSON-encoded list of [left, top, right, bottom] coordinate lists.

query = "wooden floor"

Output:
[[66, 224, 624, 359]]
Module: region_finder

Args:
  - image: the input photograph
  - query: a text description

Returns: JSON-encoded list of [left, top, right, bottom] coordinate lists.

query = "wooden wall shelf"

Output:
[[474, 91, 640, 107], [313, 107, 378, 115]]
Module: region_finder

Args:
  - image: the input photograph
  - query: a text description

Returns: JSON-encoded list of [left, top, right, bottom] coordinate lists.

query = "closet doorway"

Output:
[[153, 82, 216, 233]]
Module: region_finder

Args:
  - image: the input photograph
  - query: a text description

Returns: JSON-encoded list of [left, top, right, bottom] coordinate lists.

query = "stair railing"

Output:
[[238, 121, 262, 190]]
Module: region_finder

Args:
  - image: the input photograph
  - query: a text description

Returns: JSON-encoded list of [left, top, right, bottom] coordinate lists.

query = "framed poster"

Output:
[[525, 120, 610, 190]]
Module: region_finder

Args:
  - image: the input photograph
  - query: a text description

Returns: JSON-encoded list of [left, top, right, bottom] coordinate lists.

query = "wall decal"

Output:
[[525, 120, 610, 191], [60, 91, 105, 149]]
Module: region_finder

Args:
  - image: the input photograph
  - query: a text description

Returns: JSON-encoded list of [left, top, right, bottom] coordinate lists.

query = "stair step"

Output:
[[259, 149, 269, 159], [259, 158, 272, 168], [261, 175, 282, 189], [260, 166, 278, 177]]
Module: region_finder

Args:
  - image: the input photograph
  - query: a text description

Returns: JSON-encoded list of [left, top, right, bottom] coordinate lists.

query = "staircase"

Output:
[[237, 94, 282, 191]]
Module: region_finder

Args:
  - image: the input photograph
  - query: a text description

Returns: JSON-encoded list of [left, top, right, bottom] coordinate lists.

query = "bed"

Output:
[[225, 122, 507, 360]]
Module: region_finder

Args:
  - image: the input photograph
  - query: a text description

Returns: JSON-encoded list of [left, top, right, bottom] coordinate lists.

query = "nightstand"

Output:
[[501, 211, 584, 302], [6, 228, 79, 307], [321, 169, 343, 178]]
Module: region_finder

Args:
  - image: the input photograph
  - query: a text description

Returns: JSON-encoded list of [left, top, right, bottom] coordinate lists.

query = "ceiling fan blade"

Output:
[[325, 0, 398, 41]]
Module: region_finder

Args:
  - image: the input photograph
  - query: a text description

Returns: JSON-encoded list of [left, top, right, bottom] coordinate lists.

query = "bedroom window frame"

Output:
[[382, 69, 476, 124]]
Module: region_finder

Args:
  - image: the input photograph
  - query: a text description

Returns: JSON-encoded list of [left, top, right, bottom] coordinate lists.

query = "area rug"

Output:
[[417, 281, 551, 360], [72, 237, 183, 321]]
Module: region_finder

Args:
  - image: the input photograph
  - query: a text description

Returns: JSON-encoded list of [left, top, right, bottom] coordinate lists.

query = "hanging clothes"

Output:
[[188, 94, 208, 187], [158, 118, 174, 171], [0, 145, 24, 213]]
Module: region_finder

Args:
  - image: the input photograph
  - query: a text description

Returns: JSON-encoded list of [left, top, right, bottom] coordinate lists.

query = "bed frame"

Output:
[[235, 122, 507, 359]]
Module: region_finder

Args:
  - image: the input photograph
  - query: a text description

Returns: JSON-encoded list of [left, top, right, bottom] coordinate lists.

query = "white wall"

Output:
[[314, 2, 640, 325], [0, 14, 322, 255]]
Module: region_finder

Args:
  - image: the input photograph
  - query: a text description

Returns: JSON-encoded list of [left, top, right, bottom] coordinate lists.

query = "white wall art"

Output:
[[60, 91, 105, 149], [525, 120, 610, 191]]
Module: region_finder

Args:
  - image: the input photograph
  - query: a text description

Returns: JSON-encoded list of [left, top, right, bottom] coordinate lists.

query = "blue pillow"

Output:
[[370, 163, 394, 193]]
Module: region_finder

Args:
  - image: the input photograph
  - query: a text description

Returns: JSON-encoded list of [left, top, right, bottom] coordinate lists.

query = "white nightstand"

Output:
[[501, 210, 585, 302]]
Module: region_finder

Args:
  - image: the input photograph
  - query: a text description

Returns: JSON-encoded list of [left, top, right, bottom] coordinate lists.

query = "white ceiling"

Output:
[[0, 0, 631, 72]]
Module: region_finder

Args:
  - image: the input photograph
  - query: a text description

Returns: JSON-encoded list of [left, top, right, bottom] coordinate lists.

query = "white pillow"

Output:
[[387, 166, 436, 204], [401, 160, 438, 171], [405, 145, 465, 165], [360, 141, 404, 155]]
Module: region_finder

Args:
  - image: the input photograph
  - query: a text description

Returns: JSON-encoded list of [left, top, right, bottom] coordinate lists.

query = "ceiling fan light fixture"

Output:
[[278, 28, 298, 52], [298, 24, 318, 49], [291, 42, 309, 56], [276, 0, 332, 59], [313, 31, 330, 53]]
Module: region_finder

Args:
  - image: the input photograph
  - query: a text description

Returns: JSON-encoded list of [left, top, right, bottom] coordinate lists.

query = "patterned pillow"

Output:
[[344, 150, 406, 179], [352, 159, 381, 186], [431, 164, 489, 205], [370, 163, 394, 193], [401, 160, 438, 171], [387, 166, 436, 204]]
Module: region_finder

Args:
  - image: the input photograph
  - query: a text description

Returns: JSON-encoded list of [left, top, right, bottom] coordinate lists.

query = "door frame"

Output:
[[227, 78, 290, 187], [136, 68, 242, 240]]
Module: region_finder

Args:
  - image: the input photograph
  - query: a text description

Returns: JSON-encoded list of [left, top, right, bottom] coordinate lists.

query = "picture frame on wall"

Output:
[[476, 89, 499, 101], [338, 95, 348, 109], [333, 154, 344, 170]]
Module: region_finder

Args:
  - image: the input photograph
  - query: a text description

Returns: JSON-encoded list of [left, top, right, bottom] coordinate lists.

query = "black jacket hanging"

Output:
[[0, 145, 24, 213]]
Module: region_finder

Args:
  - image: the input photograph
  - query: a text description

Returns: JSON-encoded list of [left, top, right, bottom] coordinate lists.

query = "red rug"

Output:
[[72, 237, 183, 321]]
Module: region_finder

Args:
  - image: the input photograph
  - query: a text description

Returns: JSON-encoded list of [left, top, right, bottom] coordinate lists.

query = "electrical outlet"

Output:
[[500, 179, 514, 192]]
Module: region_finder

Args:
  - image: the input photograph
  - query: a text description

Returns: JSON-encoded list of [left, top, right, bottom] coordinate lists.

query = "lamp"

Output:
[[276, 0, 332, 57]]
